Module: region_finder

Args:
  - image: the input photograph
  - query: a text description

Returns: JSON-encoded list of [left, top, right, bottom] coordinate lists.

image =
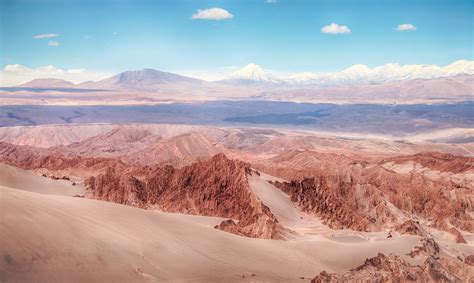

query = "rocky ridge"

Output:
[[85, 153, 288, 239]]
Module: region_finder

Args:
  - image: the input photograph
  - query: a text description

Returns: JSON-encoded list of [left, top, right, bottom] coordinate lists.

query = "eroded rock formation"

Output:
[[268, 151, 473, 237], [85, 153, 288, 239], [311, 253, 472, 283]]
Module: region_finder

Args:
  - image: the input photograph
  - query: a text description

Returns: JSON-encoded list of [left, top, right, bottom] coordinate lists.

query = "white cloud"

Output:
[[48, 41, 59, 47], [33, 33, 59, 39], [265, 0, 277, 3], [321, 23, 351, 34], [191, 8, 233, 20], [0, 64, 114, 86], [396, 23, 416, 31]]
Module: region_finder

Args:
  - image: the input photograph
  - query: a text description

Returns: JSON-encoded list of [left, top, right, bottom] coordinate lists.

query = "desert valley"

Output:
[[1, 0, 474, 281], [0, 109, 473, 281], [1, 64, 474, 282]]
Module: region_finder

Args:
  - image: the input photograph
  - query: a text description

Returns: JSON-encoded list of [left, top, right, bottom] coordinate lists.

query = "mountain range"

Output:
[[16, 60, 474, 89], [225, 60, 474, 86]]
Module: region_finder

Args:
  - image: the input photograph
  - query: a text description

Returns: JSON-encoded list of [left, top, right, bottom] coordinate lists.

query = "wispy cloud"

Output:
[[321, 23, 351, 34], [1, 64, 113, 86], [265, 0, 277, 3], [396, 23, 416, 31], [33, 33, 59, 39], [191, 8, 233, 20], [48, 41, 59, 47]]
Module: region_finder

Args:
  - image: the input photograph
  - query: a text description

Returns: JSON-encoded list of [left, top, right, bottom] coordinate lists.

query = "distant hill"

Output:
[[77, 68, 203, 90], [18, 78, 76, 88]]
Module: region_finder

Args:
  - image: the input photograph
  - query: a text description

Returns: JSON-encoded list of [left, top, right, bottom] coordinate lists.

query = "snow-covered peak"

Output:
[[287, 60, 474, 86], [219, 60, 474, 87], [287, 72, 321, 84], [226, 63, 282, 84], [341, 64, 371, 74], [442, 60, 474, 76]]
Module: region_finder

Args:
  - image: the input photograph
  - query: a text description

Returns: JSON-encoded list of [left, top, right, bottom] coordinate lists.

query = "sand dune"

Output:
[[0, 163, 83, 196], [248, 172, 319, 229], [0, 182, 421, 282]]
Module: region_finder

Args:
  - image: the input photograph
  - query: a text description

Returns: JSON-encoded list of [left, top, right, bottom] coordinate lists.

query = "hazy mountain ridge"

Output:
[[3, 61, 473, 105], [11, 59, 474, 90]]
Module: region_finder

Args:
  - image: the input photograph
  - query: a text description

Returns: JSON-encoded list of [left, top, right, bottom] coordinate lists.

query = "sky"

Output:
[[0, 0, 472, 84]]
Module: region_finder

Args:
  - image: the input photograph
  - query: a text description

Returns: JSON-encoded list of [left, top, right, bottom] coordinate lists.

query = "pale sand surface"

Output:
[[0, 163, 84, 196], [0, 183, 421, 282], [248, 172, 321, 229]]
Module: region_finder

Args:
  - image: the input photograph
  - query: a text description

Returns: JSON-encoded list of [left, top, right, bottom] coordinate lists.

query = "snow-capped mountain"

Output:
[[221, 63, 283, 85], [292, 60, 474, 86], [224, 60, 474, 87], [13, 60, 474, 91], [287, 72, 322, 84]]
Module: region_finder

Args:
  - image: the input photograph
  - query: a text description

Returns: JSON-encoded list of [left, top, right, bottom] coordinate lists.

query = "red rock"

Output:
[[85, 153, 288, 239], [311, 253, 471, 282]]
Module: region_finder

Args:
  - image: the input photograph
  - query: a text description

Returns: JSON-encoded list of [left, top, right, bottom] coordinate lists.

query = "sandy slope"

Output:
[[248, 173, 389, 240], [0, 183, 421, 282], [0, 163, 83, 196], [248, 172, 321, 230]]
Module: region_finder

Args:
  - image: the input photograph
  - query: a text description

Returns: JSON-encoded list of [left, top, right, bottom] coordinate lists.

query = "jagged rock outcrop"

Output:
[[395, 220, 425, 236], [272, 177, 392, 231], [311, 253, 472, 283], [265, 150, 473, 237], [85, 153, 288, 239], [409, 237, 440, 258], [394, 220, 443, 259]]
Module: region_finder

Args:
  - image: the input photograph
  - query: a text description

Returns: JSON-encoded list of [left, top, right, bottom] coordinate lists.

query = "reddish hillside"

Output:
[[123, 132, 227, 167], [381, 152, 474, 173], [267, 151, 473, 234], [273, 177, 390, 231], [85, 153, 288, 239], [0, 142, 130, 178]]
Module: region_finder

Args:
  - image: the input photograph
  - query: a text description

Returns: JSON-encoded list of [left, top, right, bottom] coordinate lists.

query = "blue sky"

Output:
[[1, 0, 472, 80]]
